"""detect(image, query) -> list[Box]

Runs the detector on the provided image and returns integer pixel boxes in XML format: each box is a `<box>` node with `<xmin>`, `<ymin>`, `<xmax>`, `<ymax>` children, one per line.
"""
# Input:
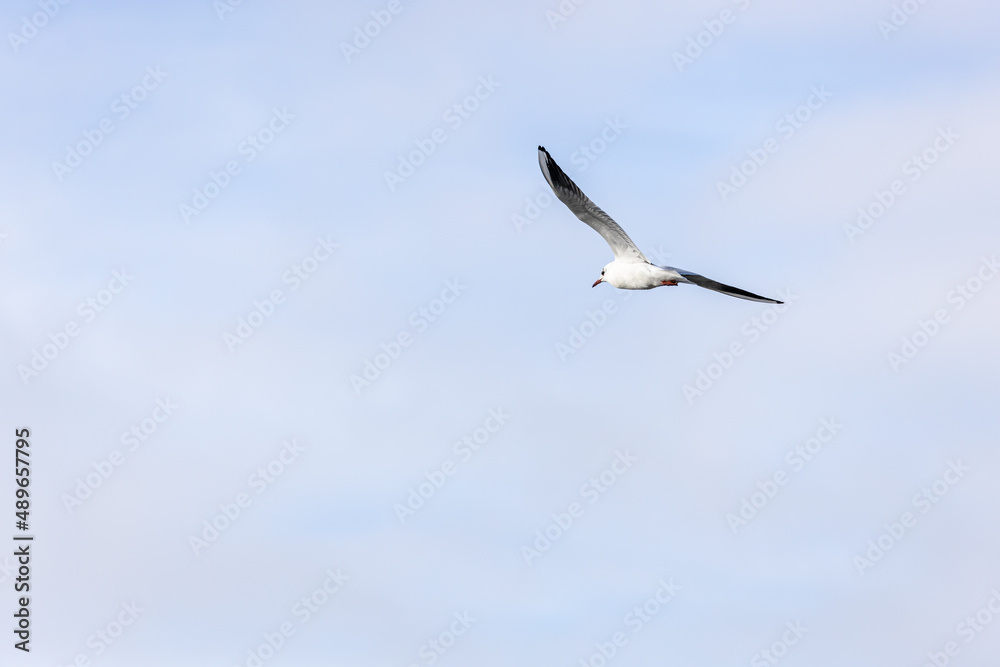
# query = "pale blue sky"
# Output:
<box><xmin>2</xmin><ymin>1</ymin><xmax>999</xmax><ymax>665</ymax></box>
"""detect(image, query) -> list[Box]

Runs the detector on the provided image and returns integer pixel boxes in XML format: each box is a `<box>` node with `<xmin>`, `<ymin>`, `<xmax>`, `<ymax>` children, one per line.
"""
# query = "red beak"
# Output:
<box><xmin>592</xmin><ymin>278</ymin><xmax>602</xmax><ymax>288</ymax></box>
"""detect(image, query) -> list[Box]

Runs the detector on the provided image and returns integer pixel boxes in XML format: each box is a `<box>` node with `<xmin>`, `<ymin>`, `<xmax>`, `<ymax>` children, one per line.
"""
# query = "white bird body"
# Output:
<box><xmin>537</xmin><ymin>146</ymin><xmax>782</xmax><ymax>304</ymax></box>
<box><xmin>601</xmin><ymin>261</ymin><xmax>685</xmax><ymax>291</ymax></box>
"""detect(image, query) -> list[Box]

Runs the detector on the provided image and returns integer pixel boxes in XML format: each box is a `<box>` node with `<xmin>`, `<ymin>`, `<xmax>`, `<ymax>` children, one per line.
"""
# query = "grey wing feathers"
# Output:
<box><xmin>538</xmin><ymin>146</ymin><xmax>648</xmax><ymax>263</ymax></box>
<box><xmin>679</xmin><ymin>271</ymin><xmax>783</xmax><ymax>304</ymax></box>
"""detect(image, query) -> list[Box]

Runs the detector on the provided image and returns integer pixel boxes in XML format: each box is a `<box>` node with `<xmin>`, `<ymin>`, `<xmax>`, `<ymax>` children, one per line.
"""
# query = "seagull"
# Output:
<box><xmin>538</xmin><ymin>146</ymin><xmax>783</xmax><ymax>304</ymax></box>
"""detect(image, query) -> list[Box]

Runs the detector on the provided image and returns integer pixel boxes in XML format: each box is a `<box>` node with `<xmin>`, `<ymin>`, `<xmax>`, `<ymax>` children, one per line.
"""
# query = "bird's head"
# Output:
<box><xmin>592</xmin><ymin>265</ymin><xmax>608</xmax><ymax>288</ymax></box>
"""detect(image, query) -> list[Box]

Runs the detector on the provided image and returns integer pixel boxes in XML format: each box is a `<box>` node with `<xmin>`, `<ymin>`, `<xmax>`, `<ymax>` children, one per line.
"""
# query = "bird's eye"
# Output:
<box><xmin>601</xmin><ymin>269</ymin><xmax>605</xmax><ymax>275</ymax></box>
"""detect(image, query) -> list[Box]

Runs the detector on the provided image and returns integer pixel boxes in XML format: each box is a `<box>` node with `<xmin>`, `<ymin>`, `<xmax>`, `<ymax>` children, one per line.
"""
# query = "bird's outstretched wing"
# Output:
<box><xmin>538</xmin><ymin>146</ymin><xmax>648</xmax><ymax>264</ymax></box>
<box><xmin>678</xmin><ymin>270</ymin><xmax>783</xmax><ymax>304</ymax></box>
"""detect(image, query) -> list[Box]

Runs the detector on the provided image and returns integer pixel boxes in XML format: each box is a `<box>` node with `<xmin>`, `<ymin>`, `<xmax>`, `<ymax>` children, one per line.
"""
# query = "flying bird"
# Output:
<box><xmin>538</xmin><ymin>146</ymin><xmax>782</xmax><ymax>304</ymax></box>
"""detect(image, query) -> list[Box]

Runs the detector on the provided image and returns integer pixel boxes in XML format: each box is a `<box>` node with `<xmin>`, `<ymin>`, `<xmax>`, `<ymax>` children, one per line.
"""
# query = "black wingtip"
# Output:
<box><xmin>537</xmin><ymin>148</ymin><xmax>577</xmax><ymax>191</ymax></box>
